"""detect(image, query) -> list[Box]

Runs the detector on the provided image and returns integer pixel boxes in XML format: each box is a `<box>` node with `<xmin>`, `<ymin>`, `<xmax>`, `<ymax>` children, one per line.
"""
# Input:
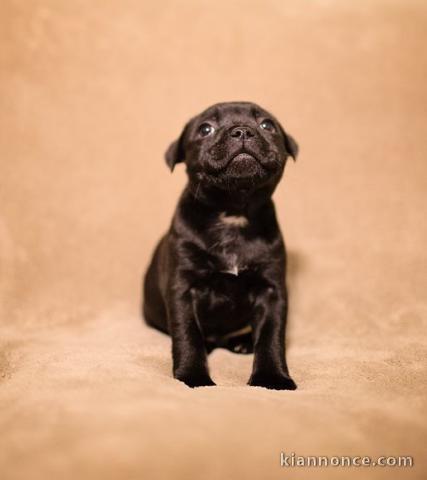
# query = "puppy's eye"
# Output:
<box><xmin>198</xmin><ymin>123</ymin><xmax>215</xmax><ymax>137</ymax></box>
<box><xmin>260</xmin><ymin>119</ymin><xmax>276</xmax><ymax>132</ymax></box>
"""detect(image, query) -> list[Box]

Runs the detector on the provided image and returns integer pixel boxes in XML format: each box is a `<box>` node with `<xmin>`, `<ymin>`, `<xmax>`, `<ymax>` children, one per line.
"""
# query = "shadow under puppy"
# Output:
<box><xmin>143</xmin><ymin>101</ymin><xmax>298</xmax><ymax>390</ymax></box>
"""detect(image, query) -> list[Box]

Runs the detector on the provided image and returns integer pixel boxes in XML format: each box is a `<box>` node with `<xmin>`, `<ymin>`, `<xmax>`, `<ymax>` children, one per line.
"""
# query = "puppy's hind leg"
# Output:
<box><xmin>143</xmin><ymin>297</ymin><xmax>169</xmax><ymax>335</ymax></box>
<box><xmin>142</xmin><ymin>249</ymin><xmax>169</xmax><ymax>334</ymax></box>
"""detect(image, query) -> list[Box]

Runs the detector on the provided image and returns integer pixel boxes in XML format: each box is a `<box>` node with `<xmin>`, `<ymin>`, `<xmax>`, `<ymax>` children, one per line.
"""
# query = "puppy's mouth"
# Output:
<box><xmin>231</xmin><ymin>152</ymin><xmax>257</xmax><ymax>163</ymax></box>
<box><xmin>226</xmin><ymin>151</ymin><xmax>263</xmax><ymax>178</ymax></box>
<box><xmin>228</xmin><ymin>155</ymin><xmax>258</xmax><ymax>176</ymax></box>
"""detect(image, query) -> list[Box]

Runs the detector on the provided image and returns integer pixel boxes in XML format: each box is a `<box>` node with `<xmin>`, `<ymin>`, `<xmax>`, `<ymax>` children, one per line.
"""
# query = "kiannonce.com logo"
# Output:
<box><xmin>280</xmin><ymin>452</ymin><xmax>414</xmax><ymax>468</ymax></box>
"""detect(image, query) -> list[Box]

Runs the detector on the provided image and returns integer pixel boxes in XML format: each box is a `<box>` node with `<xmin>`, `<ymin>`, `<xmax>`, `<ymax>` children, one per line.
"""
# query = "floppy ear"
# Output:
<box><xmin>165</xmin><ymin>123</ymin><xmax>189</xmax><ymax>172</ymax></box>
<box><xmin>279</xmin><ymin>125</ymin><xmax>299</xmax><ymax>161</ymax></box>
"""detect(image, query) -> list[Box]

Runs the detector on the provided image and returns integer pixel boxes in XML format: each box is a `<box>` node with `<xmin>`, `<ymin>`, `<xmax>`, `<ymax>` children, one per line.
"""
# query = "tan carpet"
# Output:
<box><xmin>1</xmin><ymin>1</ymin><xmax>426</xmax><ymax>479</ymax></box>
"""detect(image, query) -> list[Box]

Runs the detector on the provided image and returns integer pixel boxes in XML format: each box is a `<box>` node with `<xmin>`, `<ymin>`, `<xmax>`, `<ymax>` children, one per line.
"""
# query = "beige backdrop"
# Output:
<box><xmin>1</xmin><ymin>1</ymin><xmax>426</xmax><ymax>479</ymax></box>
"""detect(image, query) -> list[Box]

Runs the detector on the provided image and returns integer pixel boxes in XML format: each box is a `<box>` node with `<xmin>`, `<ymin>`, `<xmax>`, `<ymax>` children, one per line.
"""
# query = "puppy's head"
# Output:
<box><xmin>165</xmin><ymin>101</ymin><xmax>298</xmax><ymax>195</ymax></box>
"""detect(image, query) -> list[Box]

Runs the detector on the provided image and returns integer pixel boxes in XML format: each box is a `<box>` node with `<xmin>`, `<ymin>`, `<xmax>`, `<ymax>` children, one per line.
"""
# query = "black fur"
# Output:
<box><xmin>143</xmin><ymin>101</ymin><xmax>298</xmax><ymax>390</ymax></box>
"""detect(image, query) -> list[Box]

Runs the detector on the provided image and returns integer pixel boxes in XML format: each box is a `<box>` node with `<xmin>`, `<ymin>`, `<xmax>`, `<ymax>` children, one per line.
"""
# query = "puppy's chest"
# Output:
<box><xmin>207</xmin><ymin>213</ymin><xmax>251</xmax><ymax>276</ymax></box>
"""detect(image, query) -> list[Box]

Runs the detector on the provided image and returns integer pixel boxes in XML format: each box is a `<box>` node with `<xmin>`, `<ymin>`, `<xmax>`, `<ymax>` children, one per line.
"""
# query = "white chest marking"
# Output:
<box><xmin>216</xmin><ymin>213</ymin><xmax>248</xmax><ymax>276</ymax></box>
<box><xmin>224</xmin><ymin>264</ymin><xmax>239</xmax><ymax>276</ymax></box>
<box><xmin>221</xmin><ymin>253</ymin><xmax>239</xmax><ymax>276</ymax></box>
<box><xmin>219</xmin><ymin>212</ymin><xmax>249</xmax><ymax>227</ymax></box>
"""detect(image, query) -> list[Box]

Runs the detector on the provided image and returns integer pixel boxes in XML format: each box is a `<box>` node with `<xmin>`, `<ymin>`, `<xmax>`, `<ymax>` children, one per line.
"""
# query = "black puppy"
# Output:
<box><xmin>143</xmin><ymin>101</ymin><xmax>298</xmax><ymax>390</ymax></box>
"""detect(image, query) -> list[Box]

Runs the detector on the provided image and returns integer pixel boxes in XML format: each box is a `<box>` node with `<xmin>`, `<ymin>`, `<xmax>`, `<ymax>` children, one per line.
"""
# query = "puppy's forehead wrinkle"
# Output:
<box><xmin>199</xmin><ymin>101</ymin><xmax>268</xmax><ymax>121</ymax></box>
<box><xmin>250</xmin><ymin>106</ymin><xmax>262</xmax><ymax>118</ymax></box>
<box><xmin>200</xmin><ymin>107</ymin><xmax>220</xmax><ymax>123</ymax></box>
<box><xmin>213</xmin><ymin>106</ymin><xmax>220</xmax><ymax>122</ymax></box>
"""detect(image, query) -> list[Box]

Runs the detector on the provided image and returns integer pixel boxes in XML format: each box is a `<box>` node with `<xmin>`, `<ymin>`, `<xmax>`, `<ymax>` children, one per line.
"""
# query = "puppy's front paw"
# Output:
<box><xmin>175</xmin><ymin>372</ymin><xmax>216</xmax><ymax>388</ymax></box>
<box><xmin>248</xmin><ymin>372</ymin><xmax>297</xmax><ymax>391</ymax></box>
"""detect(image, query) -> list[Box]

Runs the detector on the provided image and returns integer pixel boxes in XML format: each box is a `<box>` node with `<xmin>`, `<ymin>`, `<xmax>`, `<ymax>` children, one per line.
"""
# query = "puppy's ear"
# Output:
<box><xmin>279</xmin><ymin>125</ymin><xmax>299</xmax><ymax>161</ymax></box>
<box><xmin>165</xmin><ymin>123</ymin><xmax>190</xmax><ymax>172</ymax></box>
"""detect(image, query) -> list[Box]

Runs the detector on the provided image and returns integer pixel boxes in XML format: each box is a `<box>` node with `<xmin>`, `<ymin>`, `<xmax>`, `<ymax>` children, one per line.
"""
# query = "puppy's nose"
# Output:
<box><xmin>230</xmin><ymin>126</ymin><xmax>255</xmax><ymax>140</ymax></box>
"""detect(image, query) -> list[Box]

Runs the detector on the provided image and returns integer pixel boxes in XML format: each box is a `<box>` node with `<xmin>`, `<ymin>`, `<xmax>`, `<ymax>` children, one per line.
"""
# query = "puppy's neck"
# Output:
<box><xmin>176</xmin><ymin>186</ymin><xmax>278</xmax><ymax>241</ymax></box>
<box><xmin>185</xmin><ymin>182</ymin><xmax>275</xmax><ymax>216</ymax></box>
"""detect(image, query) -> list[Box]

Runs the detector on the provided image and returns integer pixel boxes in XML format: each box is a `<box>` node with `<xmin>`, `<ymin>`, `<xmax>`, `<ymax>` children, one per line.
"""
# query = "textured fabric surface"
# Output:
<box><xmin>1</xmin><ymin>1</ymin><xmax>426</xmax><ymax>479</ymax></box>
